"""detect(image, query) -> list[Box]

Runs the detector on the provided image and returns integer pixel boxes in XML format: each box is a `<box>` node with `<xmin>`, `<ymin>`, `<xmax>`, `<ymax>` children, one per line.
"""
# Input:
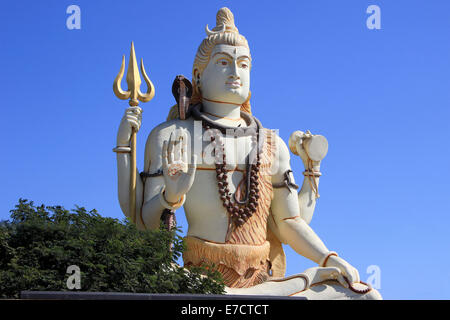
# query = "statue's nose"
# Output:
<box><xmin>229</xmin><ymin>61</ymin><xmax>239</xmax><ymax>78</ymax></box>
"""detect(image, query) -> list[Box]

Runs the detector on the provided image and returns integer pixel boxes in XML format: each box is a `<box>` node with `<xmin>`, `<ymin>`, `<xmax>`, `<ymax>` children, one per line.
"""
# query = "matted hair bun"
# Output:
<box><xmin>206</xmin><ymin>7</ymin><xmax>239</xmax><ymax>36</ymax></box>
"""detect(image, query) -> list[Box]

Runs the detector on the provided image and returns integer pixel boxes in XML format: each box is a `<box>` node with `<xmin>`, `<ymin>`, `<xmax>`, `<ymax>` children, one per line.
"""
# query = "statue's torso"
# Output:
<box><xmin>147</xmin><ymin>117</ymin><xmax>276</xmax><ymax>244</ymax></box>
<box><xmin>150</xmin><ymin>117</ymin><xmax>277</xmax><ymax>288</ymax></box>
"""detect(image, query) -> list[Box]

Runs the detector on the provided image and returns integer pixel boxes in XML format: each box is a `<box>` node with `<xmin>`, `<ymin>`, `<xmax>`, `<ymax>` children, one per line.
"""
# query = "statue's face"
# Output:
<box><xmin>198</xmin><ymin>44</ymin><xmax>251</xmax><ymax>104</ymax></box>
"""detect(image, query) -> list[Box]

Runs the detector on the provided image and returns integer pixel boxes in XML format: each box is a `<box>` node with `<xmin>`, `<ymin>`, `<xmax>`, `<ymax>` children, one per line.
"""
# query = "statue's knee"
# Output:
<box><xmin>363</xmin><ymin>288</ymin><xmax>382</xmax><ymax>300</ymax></box>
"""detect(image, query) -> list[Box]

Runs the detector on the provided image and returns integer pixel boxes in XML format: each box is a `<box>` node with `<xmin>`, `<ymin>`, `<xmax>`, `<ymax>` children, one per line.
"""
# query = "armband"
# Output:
<box><xmin>272</xmin><ymin>169</ymin><xmax>299</xmax><ymax>193</ymax></box>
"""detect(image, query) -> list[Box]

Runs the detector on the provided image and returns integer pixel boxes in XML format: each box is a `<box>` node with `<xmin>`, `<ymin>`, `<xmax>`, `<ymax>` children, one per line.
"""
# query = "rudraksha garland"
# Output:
<box><xmin>203</xmin><ymin>123</ymin><xmax>261</xmax><ymax>227</ymax></box>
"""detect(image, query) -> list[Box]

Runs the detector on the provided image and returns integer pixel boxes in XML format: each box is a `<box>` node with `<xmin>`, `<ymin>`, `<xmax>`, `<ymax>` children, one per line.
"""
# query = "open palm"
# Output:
<box><xmin>162</xmin><ymin>129</ymin><xmax>197</xmax><ymax>203</ymax></box>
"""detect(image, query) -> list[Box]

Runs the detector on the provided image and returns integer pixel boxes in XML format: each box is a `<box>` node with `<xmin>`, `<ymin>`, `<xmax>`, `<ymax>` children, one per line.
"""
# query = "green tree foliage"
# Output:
<box><xmin>0</xmin><ymin>199</ymin><xmax>225</xmax><ymax>298</ymax></box>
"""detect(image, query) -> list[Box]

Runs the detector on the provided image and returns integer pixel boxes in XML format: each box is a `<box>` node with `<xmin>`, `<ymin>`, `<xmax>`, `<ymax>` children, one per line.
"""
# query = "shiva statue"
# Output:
<box><xmin>114</xmin><ymin>7</ymin><xmax>381</xmax><ymax>299</ymax></box>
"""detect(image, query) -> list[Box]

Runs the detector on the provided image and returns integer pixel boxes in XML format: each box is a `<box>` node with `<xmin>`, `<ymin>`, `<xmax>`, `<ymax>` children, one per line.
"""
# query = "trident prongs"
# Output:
<box><xmin>113</xmin><ymin>41</ymin><xmax>155</xmax><ymax>107</ymax></box>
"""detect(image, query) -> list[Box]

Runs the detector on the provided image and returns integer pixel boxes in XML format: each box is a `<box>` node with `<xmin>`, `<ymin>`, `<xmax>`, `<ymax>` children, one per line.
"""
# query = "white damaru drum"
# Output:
<box><xmin>289</xmin><ymin>131</ymin><xmax>328</xmax><ymax>161</ymax></box>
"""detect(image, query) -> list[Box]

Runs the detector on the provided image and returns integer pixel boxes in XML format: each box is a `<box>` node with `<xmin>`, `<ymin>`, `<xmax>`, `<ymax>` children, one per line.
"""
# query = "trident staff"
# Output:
<box><xmin>113</xmin><ymin>42</ymin><xmax>155</xmax><ymax>223</ymax></box>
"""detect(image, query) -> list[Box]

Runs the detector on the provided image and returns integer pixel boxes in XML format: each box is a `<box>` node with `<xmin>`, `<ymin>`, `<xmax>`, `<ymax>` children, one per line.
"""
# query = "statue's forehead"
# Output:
<box><xmin>211</xmin><ymin>44</ymin><xmax>250</xmax><ymax>59</ymax></box>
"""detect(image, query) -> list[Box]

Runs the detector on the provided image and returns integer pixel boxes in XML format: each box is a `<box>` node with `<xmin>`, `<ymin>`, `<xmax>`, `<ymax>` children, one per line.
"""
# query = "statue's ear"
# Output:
<box><xmin>193</xmin><ymin>68</ymin><xmax>201</xmax><ymax>85</ymax></box>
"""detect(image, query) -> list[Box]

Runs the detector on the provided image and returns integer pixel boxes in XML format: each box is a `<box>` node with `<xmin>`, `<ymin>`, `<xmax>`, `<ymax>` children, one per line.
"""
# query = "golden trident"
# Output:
<box><xmin>113</xmin><ymin>41</ymin><xmax>155</xmax><ymax>224</ymax></box>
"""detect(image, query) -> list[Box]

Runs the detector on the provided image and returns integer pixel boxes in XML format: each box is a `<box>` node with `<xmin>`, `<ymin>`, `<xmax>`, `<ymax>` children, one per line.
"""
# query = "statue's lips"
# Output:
<box><xmin>225</xmin><ymin>81</ymin><xmax>241</xmax><ymax>88</ymax></box>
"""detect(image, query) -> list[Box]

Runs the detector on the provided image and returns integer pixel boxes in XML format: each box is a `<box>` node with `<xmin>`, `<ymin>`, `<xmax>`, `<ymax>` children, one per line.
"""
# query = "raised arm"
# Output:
<box><xmin>115</xmin><ymin>107</ymin><xmax>197</xmax><ymax>231</ymax></box>
<box><xmin>270</xmin><ymin>135</ymin><xmax>360</xmax><ymax>283</ymax></box>
<box><xmin>115</xmin><ymin>107</ymin><xmax>145</xmax><ymax>227</ymax></box>
<box><xmin>140</xmin><ymin>125</ymin><xmax>197</xmax><ymax>230</ymax></box>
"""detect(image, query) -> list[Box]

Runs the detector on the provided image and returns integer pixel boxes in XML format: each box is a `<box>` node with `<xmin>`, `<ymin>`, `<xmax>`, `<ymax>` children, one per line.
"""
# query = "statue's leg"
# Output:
<box><xmin>225</xmin><ymin>276</ymin><xmax>382</xmax><ymax>300</ymax></box>
<box><xmin>292</xmin><ymin>280</ymin><xmax>382</xmax><ymax>300</ymax></box>
<box><xmin>225</xmin><ymin>274</ymin><xmax>310</xmax><ymax>296</ymax></box>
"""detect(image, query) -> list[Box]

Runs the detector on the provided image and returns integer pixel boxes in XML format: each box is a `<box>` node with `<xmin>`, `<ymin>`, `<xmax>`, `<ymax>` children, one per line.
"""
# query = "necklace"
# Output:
<box><xmin>202</xmin><ymin>122</ymin><xmax>261</xmax><ymax>227</ymax></box>
<box><xmin>194</xmin><ymin>103</ymin><xmax>263</xmax><ymax>228</ymax></box>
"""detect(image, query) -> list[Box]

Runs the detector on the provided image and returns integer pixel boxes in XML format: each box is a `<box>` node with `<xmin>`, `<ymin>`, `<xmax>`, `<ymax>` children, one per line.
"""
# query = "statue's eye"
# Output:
<box><xmin>217</xmin><ymin>59</ymin><xmax>228</xmax><ymax>66</ymax></box>
<box><xmin>238</xmin><ymin>60</ymin><xmax>249</xmax><ymax>69</ymax></box>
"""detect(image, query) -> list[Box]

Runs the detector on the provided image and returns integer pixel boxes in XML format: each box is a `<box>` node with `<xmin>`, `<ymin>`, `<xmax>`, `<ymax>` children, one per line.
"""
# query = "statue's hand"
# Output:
<box><xmin>289</xmin><ymin>130</ymin><xmax>321</xmax><ymax>170</ymax></box>
<box><xmin>325</xmin><ymin>255</ymin><xmax>360</xmax><ymax>285</ymax></box>
<box><xmin>303</xmin><ymin>266</ymin><xmax>348</xmax><ymax>288</ymax></box>
<box><xmin>162</xmin><ymin>129</ymin><xmax>197</xmax><ymax>203</ymax></box>
<box><xmin>116</xmin><ymin>106</ymin><xmax>142</xmax><ymax>146</ymax></box>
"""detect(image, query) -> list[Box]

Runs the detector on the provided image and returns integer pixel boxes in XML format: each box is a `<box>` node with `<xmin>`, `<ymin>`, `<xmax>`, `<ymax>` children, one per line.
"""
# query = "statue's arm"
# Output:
<box><xmin>270</xmin><ymin>136</ymin><xmax>330</xmax><ymax>264</ymax></box>
<box><xmin>116</xmin><ymin>151</ymin><xmax>144</xmax><ymax>224</ymax></box>
<box><xmin>116</xmin><ymin>122</ymin><xmax>167</xmax><ymax>231</ymax></box>
<box><xmin>297</xmin><ymin>168</ymin><xmax>320</xmax><ymax>224</ymax></box>
<box><xmin>115</xmin><ymin>107</ymin><xmax>145</xmax><ymax>226</ymax></box>
<box><xmin>139</xmin><ymin>123</ymin><xmax>197</xmax><ymax>231</ymax></box>
<box><xmin>139</xmin><ymin>126</ymin><xmax>172</xmax><ymax>230</ymax></box>
<box><xmin>270</xmin><ymin>136</ymin><xmax>361</xmax><ymax>283</ymax></box>
<box><xmin>289</xmin><ymin>131</ymin><xmax>322</xmax><ymax>224</ymax></box>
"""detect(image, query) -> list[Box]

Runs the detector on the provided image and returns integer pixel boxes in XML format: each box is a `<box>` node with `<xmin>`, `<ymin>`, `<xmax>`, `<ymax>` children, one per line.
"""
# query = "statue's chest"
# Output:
<box><xmin>186</xmin><ymin>127</ymin><xmax>275</xmax><ymax>245</ymax></box>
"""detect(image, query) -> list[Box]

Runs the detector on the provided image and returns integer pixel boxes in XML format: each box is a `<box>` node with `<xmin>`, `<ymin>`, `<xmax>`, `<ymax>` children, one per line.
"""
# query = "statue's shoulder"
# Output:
<box><xmin>275</xmin><ymin>134</ymin><xmax>290</xmax><ymax>162</ymax></box>
<box><xmin>261</xmin><ymin>129</ymin><xmax>290</xmax><ymax>170</ymax></box>
<box><xmin>145</xmin><ymin>116</ymin><xmax>195</xmax><ymax>147</ymax></box>
<box><xmin>260</xmin><ymin>127</ymin><xmax>288</xmax><ymax>154</ymax></box>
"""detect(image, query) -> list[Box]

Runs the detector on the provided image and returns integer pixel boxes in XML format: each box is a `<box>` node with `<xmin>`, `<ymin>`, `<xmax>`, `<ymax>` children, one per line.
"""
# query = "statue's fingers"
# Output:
<box><xmin>181</xmin><ymin>130</ymin><xmax>190</xmax><ymax>165</ymax></box>
<box><xmin>337</xmin><ymin>274</ymin><xmax>349</xmax><ymax>288</ymax></box>
<box><xmin>125</xmin><ymin>114</ymin><xmax>138</xmax><ymax>121</ymax></box>
<box><xmin>125</xmin><ymin>109</ymin><xmax>141</xmax><ymax>123</ymax></box>
<box><xmin>343</xmin><ymin>266</ymin><xmax>357</xmax><ymax>284</ymax></box>
<box><xmin>127</xmin><ymin>106</ymin><xmax>143</xmax><ymax>115</ymax></box>
<box><xmin>181</xmin><ymin>139</ymin><xmax>188</xmax><ymax>166</ymax></box>
<box><xmin>174</xmin><ymin>130</ymin><xmax>184</xmax><ymax>161</ymax></box>
<box><xmin>126</xmin><ymin>114</ymin><xmax>141</xmax><ymax>126</ymax></box>
<box><xmin>171</xmin><ymin>130</ymin><xmax>178</xmax><ymax>160</ymax></box>
<box><xmin>319</xmin><ymin>267</ymin><xmax>340</xmax><ymax>280</ymax></box>
<box><xmin>127</xmin><ymin>119</ymin><xmax>140</xmax><ymax>131</ymax></box>
<box><xmin>162</xmin><ymin>141</ymin><xmax>169</xmax><ymax>172</ymax></box>
<box><xmin>348</xmin><ymin>269</ymin><xmax>358</xmax><ymax>284</ymax></box>
<box><xmin>353</xmin><ymin>268</ymin><xmax>360</xmax><ymax>283</ymax></box>
<box><xmin>168</xmin><ymin>132</ymin><xmax>175</xmax><ymax>163</ymax></box>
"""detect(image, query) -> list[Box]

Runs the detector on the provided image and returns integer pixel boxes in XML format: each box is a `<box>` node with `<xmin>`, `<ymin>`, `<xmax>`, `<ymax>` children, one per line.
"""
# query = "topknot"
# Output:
<box><xmin>206</xmin><ymin>7</ymin><xmax>239</xmax><ymax>35</ymax></box>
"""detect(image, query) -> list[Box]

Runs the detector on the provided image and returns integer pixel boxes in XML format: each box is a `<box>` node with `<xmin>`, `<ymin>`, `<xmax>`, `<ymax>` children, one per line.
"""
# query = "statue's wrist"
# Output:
<box><xmin>302</xmin><ymin>161</ymin><xmax>320</xmax><ymax>170</ymax></box>
<box><xmin>164</xmin><ymin>192</ymin><xmax>182</xmax><ymax>204</ymax></box>
<box><xmin>303</xmin><ymin>169</ymin><xmax>322</xmax><ymax>178</ymax></box>
<box><xmin>318</xmin><ymin>251</ymin><xmax>338</xmax><ymax>267</ymax></box>
<box><xmin>159</xmin><ymin>186</ymin><xmax>185</xmax><ymax>210</ymax></box>
<box><xmin>116</xmin><ymin>139</ymin><xmax>130</xmax><ymax>147</ymax></box>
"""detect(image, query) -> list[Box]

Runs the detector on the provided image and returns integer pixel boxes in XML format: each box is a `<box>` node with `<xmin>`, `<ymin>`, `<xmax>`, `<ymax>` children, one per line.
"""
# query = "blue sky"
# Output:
<box><xmin>1</xmin><ymin>0</ymin><xmax>449</xmax><ymax>299</ymax></box>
